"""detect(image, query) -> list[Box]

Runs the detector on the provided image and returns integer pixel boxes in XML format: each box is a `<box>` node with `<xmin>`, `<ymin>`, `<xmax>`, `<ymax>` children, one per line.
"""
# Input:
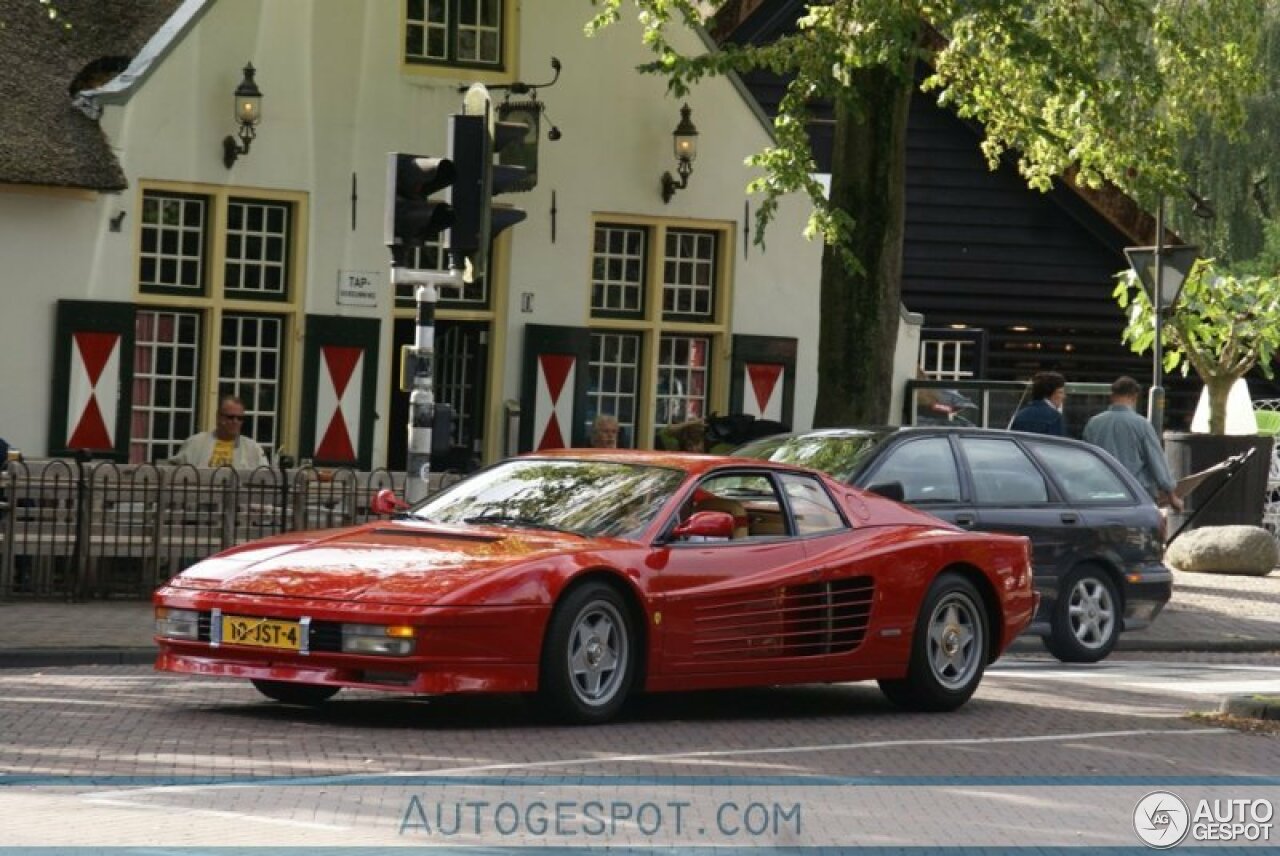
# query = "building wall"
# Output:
<box><xmin>0</xmin><ymin>0</ymin><xmax>823</xmax><ymax>463</ymax></box>
<box><xmin>0</xmin><ymin>188</ymin><xmax>116</xmax><ymax>452</ymax></box>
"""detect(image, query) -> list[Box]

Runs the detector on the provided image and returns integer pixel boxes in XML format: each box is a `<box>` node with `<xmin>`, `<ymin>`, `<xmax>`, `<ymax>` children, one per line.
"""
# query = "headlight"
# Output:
<box><xmin>341</xmin><ymin>623</ymin><xmax>416</xmax><ymax>656</ymax></box>
<box><xmin>155</xmin><ymin>607</ymin><xmax>200</xmax><ymax>640</ymax></box>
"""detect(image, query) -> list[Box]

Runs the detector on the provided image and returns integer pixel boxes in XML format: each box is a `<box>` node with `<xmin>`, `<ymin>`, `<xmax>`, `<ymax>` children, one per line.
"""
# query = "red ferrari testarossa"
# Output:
<box><xmin>154</xmin><ymin>450</ymin><xmax>1036</xmax><ymax>723</ymax></box>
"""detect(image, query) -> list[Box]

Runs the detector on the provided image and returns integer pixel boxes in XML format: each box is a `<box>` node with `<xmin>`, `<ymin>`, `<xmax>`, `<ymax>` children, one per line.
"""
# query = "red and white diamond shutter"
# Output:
<box><xmin>49</xmin><ymin>300</ymin><xmax>135</xmax><ymax>460</ymax></box>
<box><xmin>300</xmin><ymin>316</ymin><xmax>380</xmax><ymax>469</ymax></box>
<box><xmin>520</xmin><ymin>324</ymin><xmax>591</xmax><ymax>452</ymax></box>
<box><xmin>730</xmin><ymin>334</ymin><xmax>797</xmax><ymax>429</ymax></box>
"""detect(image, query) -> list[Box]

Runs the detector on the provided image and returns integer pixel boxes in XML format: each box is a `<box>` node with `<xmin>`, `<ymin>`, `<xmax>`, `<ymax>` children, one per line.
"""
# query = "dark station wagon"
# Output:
<box><xmin>734</xmin><ymin>427</ymin><xmax>1173</xmax><ymax>662</ymax></box>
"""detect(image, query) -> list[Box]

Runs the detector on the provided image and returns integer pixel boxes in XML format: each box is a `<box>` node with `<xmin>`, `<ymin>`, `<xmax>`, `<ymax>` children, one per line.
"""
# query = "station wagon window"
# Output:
<box><xmin>959</xmin><ymin>438</ymin><xmax>1049</xmax><ymax>505</ymax></box>
<box><xmin>779</xmin><ymin>474</ymin><xmax>847</xmax><ymax>535</ymax></box>
<box><xmin>1027</xmin><ymin>441</ymin><xmax>1135</xmax><ymax>504</ymax></box>
<box><xmin>865</xmin><ymin>437</ymin><xmax>961</xmax><ymax>503</ymax></box>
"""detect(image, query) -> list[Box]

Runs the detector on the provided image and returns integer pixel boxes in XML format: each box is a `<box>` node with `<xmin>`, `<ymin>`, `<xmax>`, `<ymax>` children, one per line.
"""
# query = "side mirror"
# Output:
<box><xmin>370</xmin><ymin>488</ymin><xmax>409</xmax><ymax>516</ymax></box>
<box><xmin>671</xmin><ymin>510</ymin><xmax>735</xmax><ymax>540</ymax></box>
<box><xmin>866</xmin><ymin>481</ymin><xmax>905</xmax><ymax>502</ymax></box>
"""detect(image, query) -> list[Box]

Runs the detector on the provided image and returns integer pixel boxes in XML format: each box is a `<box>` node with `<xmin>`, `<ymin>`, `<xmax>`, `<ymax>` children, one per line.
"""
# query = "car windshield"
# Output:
<box><xmin>407</xmin><ymin>458</ymin><xmax>687</xmax><ymax>539</ymax></box>
<box><xmin>733</xmin><ymin>433</ymin><xmax>885</xmax><ymax>482</ymax></box>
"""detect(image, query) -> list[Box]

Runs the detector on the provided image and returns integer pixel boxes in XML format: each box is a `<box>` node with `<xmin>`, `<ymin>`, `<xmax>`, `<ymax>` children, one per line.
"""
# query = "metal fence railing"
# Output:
<box><xmin>0</xmin><ymin>459</ymin><xmax>463</xmax><ymax>600</ymax></box>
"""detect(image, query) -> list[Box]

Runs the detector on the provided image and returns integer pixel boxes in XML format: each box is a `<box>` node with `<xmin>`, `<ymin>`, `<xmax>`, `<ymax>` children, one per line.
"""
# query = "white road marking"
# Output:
<box><xmin>990</xmin><ymin>659</ymin><xmax>1280</xmax><ymax>696</ymax></box>
<box><xmin>82</xmin><ymin>795</ymin><xmax>351</xmax><ymax>831</ymax></box>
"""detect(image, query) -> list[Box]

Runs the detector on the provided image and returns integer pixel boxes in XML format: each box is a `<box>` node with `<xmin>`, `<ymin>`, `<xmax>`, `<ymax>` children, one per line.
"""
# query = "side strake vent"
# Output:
<box><xmin>692</xmin><ymin>577</ymin><xmax>874</xmax><ymax>660</ymax></box>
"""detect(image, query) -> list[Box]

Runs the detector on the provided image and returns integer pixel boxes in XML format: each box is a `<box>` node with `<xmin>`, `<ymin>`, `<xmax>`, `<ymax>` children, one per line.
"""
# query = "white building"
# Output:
<box><xmin>1</xmin><ymin>0</ymin><xmax>910</xmax><ymax>470</ymax></box>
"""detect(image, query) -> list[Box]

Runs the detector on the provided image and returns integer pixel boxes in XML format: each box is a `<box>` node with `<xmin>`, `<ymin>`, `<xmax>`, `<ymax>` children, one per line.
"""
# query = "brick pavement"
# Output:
<box><xmin>0</xmin><ymin>568</ymin><xmax>1275</xmax><ymax>667</ymax></box>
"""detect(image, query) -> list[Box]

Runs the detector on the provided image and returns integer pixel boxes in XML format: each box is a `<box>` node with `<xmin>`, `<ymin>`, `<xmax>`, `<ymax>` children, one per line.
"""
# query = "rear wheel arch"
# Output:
<box><xmin>1044</xmin><ymin>560</ymin><xmax>1123</xmax><ymax>663</ymax></box>
<box><xmin>1072</xmin><ymin>558</ymin><xmax>1126</xmax><ymax>609</ymax></box>
<box><xmin>936</xmin><ymin>562</ymin><xmax>1001</xmax><ymax>663</ymax></box>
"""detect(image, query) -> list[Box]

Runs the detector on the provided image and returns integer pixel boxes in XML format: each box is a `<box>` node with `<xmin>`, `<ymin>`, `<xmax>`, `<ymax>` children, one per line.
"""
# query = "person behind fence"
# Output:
<box><xmin>1009</xmin><ymin>371</ymin><xmax>1066</xmax><ymax>436</ymax></box>
<box><xmin>590</xmin><ymin>413</ymin><xmax>621</xmax><ymax>448</ymax></box>
<box><xmin>1083</xmin><ymin>376</ymin><xmax>1183</xmax><ymax>511</ymax></box>
<box><xmin>169</xmin><ymin>395</ymin><xmax>267</xmax><ymax>468</ymax></box>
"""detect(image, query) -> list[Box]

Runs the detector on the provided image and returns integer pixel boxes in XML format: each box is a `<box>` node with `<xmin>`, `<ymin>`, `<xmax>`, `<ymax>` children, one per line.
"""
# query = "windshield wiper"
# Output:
<box><xmin>463</xmin><ymin>514</ymin><xmax>585</xmax><ymax>537</ymax></box>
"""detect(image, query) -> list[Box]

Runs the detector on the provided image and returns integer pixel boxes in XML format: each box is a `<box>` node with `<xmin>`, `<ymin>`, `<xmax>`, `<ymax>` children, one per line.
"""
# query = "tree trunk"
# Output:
<box><xmin>813</xmin><ymin>61</ymin><xmax>916</xmax><ymax>427</ymax></box>
<box><xmin>1205</xmin><ymin>374</ymin><xmax>1236</xmax><ymax>435</ymax></box>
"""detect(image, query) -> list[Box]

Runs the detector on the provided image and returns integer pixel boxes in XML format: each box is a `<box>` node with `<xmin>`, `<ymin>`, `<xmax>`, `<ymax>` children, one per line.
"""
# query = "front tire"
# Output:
<box><xmin>879</xmin><ymin>572</ymin><xmax>988</xmax><ymax>712</ymax></box>
<box><xmin>251</xmin><ymin>679</ymin><xmax>339</xmax><ymax>706</ymax></box>
<box><xmin>1044</xmin><ymin>567</ymin><xmax>1119</xmax><ymax>663</ymax></box>
<box><xmin>538</xmin><ymin>582</ymin><xmax>635</xmax><ymax>724</ymax></box>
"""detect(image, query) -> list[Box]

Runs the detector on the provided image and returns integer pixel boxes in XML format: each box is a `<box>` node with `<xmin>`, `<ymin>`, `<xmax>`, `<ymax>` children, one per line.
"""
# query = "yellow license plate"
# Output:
<box><xmin>221</xmin><ymin>615</ymin><xmax>302</xmax><ymax>650</ymax></box>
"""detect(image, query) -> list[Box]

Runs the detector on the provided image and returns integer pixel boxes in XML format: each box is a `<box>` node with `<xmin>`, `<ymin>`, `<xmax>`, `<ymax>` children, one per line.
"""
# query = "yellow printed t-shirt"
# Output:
<box><xmin>209</xmin><ymin>438</ymin><xmax>234</xmax><ymax>468</ymax></box>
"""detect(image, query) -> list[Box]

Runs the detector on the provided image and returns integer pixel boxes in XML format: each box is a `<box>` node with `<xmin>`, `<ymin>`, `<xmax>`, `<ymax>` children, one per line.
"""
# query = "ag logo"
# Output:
<box><xmin>1134</xmin><ymin>791</ymin><xmax>1190</xmax><ymax>848</ymax></box>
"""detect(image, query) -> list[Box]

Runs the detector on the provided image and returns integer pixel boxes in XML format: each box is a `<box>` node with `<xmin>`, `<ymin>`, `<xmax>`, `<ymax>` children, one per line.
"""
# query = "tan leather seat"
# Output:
<box><xmin>692</xmin><ymin>496</ymin><xmax>750</xmax><ymax>539</ymax></box>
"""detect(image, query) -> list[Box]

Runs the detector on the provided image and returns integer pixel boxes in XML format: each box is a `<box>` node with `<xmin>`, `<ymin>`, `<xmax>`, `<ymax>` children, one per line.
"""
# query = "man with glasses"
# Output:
<box><xmin>169</xmin><ymin>394</ymin><xmax>267</xmax><ymax>468</ymax></box>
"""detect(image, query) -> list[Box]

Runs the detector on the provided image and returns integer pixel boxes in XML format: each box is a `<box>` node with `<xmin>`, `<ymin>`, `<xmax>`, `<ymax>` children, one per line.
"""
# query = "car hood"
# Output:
<box><xmin>167</xmin><ymin>520</ymin><xmax>592</xmax><ymax>604</ymax></box>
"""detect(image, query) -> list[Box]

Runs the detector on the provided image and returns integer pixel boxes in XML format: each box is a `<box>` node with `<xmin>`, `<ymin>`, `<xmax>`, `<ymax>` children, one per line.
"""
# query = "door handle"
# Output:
<box><xmin>1060</xmin><ymin>512</ymin><xmax>1079</xmax><ymax>524</ymax></box>
<box><xmin>954</xmin><ymin>514</ymin><xmax>975</xmax><ymax>527</ymax></box>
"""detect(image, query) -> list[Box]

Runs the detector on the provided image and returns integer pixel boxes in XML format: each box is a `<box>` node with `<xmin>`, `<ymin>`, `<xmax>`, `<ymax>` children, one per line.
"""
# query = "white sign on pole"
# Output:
<box><xmin>337</xmin><ymin>270</ymin><xmax>379</xmax><ymax>307</ymax></box>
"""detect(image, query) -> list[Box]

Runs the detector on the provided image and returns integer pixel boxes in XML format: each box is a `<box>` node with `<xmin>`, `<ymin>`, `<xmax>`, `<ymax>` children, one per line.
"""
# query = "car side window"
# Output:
<box><xmin>865</xmin><ymin>437</ymin><xmax>961</xmax><ymax>503</ymax></box>
<box><xmin>678</xmin><ymin>473</ymin><xmax>786</xmax><ymax>541</ymax></box>
<box><xmin>1027</xmin><ymin>441</ymin><xmax>1135</xmax><ymax>504</ymax></box>
<box><xmin>778</xmin><ymin>473</ymin><xmax>849</xmax><ymax>535</ymax></box>
<box><xmin>958</xmin><ymin>438</ymin><xmax>1050</xmax><ymax>505</ymax></box>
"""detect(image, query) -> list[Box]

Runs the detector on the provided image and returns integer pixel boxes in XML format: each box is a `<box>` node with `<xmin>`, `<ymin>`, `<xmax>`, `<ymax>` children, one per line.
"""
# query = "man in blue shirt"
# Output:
<box><xmin>1009</xmin><ymin>371</ymin><xmax>1066</xmax><ymax>436</ymax></box>
<box><xmin>1083</xmin><ymin>376</ymin><xmax>1183</xmax><ymax>510</ymax></box>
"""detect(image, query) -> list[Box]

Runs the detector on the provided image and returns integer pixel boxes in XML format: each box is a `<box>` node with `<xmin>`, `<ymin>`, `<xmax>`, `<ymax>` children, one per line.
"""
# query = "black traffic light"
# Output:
<box><xmin>448</xmin><ymin>113</ymin><xmax>529</xmax><ymax>277</ymax></box>
<box><xmin>384</xmin><ymin>153</ymin><xmax>456</xmax><ymax>267</ymax></box>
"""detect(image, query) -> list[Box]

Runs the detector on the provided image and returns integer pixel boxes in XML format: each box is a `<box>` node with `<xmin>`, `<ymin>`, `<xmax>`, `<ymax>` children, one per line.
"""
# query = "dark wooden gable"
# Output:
<box><xmin>721</xmin><ymin>4</ymin><xmax>1210</xmax><ymax>425</ymax></box>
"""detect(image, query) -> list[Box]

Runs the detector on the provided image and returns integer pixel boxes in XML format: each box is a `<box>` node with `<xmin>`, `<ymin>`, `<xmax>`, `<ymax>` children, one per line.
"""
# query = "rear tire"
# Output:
<box><xmin>251</xmin><ymin>679</ymin><xmax>339</xmax><ymax>706</ymax></box>
<box><xmin>879</xmin><ymin>572</ymin><xmax>988</xmax><ymax>712</ymax></box>
<box><xmin>1044</xmin><ymin>567</ymin><xmax>1119</xmax><ymax>663</ymax></box>
<box><xmin>537</xmin><ymin>582</ymin><xmax>635</xmax><ymax>724</ymax></box>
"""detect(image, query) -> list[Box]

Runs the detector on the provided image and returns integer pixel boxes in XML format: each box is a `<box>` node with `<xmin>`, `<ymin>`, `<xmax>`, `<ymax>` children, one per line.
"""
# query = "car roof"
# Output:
<box><xmin>754</xmin><ymin>425</ymin><xmax>1099</xmax><ymax>449</ymax></box>
<box><xmin>528</xmin><ymin>447</ymin><xmax>816</xmax><ymax>477</ymax></box>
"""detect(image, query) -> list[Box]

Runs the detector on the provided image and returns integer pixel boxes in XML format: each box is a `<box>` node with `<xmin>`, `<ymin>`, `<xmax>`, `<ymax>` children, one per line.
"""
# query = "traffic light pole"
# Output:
<box><xmin>393</xmin><ymin>265</ymin><xmax>464</xmax><ymax>503</ymax></box>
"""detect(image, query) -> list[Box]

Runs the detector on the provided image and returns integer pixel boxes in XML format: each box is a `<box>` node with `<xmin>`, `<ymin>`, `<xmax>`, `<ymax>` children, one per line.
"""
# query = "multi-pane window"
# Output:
<box><xmin>662</xmin><ymin>229</ymin><xmax>717</xmax><ymax>320</ymax></box>
<box><xmin>437</xmin><ymin>326</ymin><xmax>477</xmax><ymax>447</ymax></box>
<box><xmin>591</xmin><ymin>225</ymin><xmax>646</xmax><ymax>318</ymax></box>
<box><xmin>919</xmin><ymin>329</ymin><xmax>985</xmax><ymax>380</ymax></box>
<box><xmin>393</xmin><ymin>238</ymin><xmax>487</xmax><ymax>307</ymax></box>
<box><xmin>589</xmin><ymin>220</ymin><xmax>727</xmax><ymax>448</ymax></box>
<box><xmin>132</xmin><ymin>186</ymin><xmax>300</xmax><ymax>464</ymax></box>
<box><xmin>131</xmin><ymin>310</ymin><xmax>200</xmax><ymax>463</ymax></box>
<box><xmin>656</xmin><ymin>335</ymin><xmax>710</xmax><ymax>427</ymax></box>
<box><xmin>588</xmin><ymin>332</ymin><xmax>640</xmax><ymax>447</ymax></box>
<box><xmin>218</xmin><ymin>314</ymin><xmax>283</xmax><ymax>456</ymax></box>
<box><xmin>140</xmin><ymin>192</ymin><xmax>206</xmax><ymax>293</ymax></box>
<box><xmin>405</xmin><ymin>0</ymin><xmax>504</xmax><ymax>68</ymax></box>
<box><xmin>224</xmin><ymin>199</ymin><xmax>290</xmax><ymax>299</ymax></box>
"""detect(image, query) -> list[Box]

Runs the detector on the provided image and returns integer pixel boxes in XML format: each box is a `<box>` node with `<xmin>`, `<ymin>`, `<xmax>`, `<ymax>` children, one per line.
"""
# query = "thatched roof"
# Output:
<box><xmin>0</xmin><ymin>0</ymin><xmax>181</xmax><ymax>191</ymax></box>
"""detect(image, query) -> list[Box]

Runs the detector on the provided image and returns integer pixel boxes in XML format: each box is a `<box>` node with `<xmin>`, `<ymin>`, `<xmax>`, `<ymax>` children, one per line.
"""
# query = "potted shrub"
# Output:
<box><xmin>1114</xmin><ymin>254</ymin><xmax>1280</xmax><ymax>527</ymax></box>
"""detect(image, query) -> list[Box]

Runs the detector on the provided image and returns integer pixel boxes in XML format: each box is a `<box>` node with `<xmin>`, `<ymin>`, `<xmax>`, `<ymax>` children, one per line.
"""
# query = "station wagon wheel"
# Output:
<box><xmin>1044</xmin><ymin>566</ymin><xmax>1119</xmax><ymax>663</ymax></box>
<box><xmin>878</xmin><ymin>572</ymin><xmax>988</xmax><ymax>712</ymax></box>
<box><xmin>539</xmin><ymin>582</ymin><xmax>635</xmax><ymax>724</ymax></box>
<box><xmin>251</xmin><ymin>679</ymin><xmax>340</xmax><ymax>706</ymax></box>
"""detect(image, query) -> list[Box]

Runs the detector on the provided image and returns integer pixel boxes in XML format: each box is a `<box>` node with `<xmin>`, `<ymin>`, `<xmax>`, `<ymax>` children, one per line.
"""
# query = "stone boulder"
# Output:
<box><xmin>1166</xmin><ymin>525</ymin><xmax>1278</xmax><ymax>576</ymax></box>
